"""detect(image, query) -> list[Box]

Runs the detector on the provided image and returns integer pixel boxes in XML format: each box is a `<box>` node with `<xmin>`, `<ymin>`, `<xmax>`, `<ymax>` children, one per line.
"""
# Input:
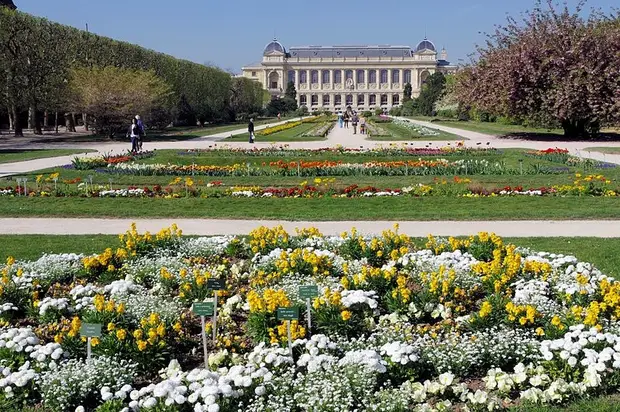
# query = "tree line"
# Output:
<box><xmin>0</xmin><ymin>7</ymin><xmax>264</xmax><ymax>136</ymax></box>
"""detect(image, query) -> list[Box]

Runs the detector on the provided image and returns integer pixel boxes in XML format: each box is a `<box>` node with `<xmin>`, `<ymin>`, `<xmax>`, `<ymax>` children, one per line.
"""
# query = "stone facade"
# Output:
<box><xmin>241</xmin><ymin>38</ymin><xmax>457</xmax><ymax>112</ymax></box>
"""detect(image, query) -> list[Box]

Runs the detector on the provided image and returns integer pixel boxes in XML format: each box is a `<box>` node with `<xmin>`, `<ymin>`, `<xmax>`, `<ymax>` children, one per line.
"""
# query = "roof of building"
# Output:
<box><xmin>288</xmin><ymin>45</ymin><xmax>414</xmax><ymax>58</ymax></box>
<box><xmin>414</xmin><ymin>39</ymin><xmax>436</xmax><ymax>53</ymax></box>
<box><xmin>264</xmin><ymin>39</ymin><xmax>286</xmax><ymax>54</ymax></box>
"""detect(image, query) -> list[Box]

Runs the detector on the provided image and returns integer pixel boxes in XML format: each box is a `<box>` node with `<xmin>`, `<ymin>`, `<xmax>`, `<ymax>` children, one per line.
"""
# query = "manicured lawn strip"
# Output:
<box><xmin>0</xmin><ymin>149</ymin><xmax>94</xmax><ymax>164</ymax></box>
<box><xmin>0</xmin><ymin>196</ymin><xmax>619</xmax><ymax>220</ymax></box>
<box><xmin>584</xmin><ymin>147</ymin><xmax>620</xmax><ymax>154</ymax></box>
<box><xmin>2</xmin><ymin>235</ymin><xmax>618</xmax><ymax>280</ymax></box>
<box><xmin>367</xmin><ymin>121</ymin><xmax>464</xmax><ymax>141</ymax></box>
<box><xmin>406</xmin><ymin>117</ymin><xmax>564</xmax><ymax>137</ymax></box>
<box><xmin>224</xmin><ymin>121</ymin><xmax>325</xmax><ymax>142</ymax></box>
<box><xmin>512</xmin><ymin>395</ymin><xmax>620</xmax><ymax>411</ymax></box>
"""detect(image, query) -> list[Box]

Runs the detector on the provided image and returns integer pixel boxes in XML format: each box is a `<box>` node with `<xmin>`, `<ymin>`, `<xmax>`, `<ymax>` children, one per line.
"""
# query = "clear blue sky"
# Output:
<box><xmin>16</xmin><ymin>0</ymin><xmax>618</xmax><ymax>73</ymax></box>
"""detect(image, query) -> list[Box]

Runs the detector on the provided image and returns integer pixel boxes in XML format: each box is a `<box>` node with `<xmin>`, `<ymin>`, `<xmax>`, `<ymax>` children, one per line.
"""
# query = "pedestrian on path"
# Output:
<box><xmin>127</xmin><ymin>118</ymin><xmax>140</xmax><ymax>153</ymax></box>
<box><xmin>352</xmin><ymin>112</ymin><xmax>359</xmax><ymax>134</ymax></box>
<box><xmin>344</xmin><ymin>112</ymin><xmax>350</xmax><ymax>129</ymax></box>
<box><xmin>360</xmin><ymin>117</ymin><xmax>366</xmax><ymax>134</ymax></box>
<box><xmin>135</xmin><ymin>115</ymin><xmax>146</xmax><ymax>151</ymax></box>
<box><xmin>248</xmin><ymin>118</ymin><xmax>255</xmax><ymax>143</ymax></box>
<box><xmin>337</xmin><ymin>111</ymin><xmax>343</xmax><ymax>128</ymax></box>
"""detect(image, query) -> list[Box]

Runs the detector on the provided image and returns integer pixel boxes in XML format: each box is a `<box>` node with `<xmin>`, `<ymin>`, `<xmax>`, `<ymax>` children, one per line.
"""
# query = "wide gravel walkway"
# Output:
<box><xmin>1</xmin><ymin>218</ymin><xmax>619</xmax><ymax>237</ymax></box>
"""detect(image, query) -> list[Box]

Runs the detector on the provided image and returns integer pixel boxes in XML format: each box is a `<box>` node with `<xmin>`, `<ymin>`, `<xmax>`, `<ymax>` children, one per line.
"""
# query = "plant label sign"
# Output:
<box><xmin>193</xmin><ymin>302</ymin><xmax>215</xmax><ymax>317</ymax></box>
<box><xmin>299</xmin><ymin>285</ymin><xmax>319</xmax><ymax>300</ymax></box>
<box><xmin>207</xmin><ymin>279</ymin><xmax>225</xmax><ymax>290</ymax></box>
<box><xmin>277</xmin><ymin>307</ymin><xmax>299</xmax><ymax>321</ymax></box>
<box><xmin>80</xmin><ymin>323</ymin><xmax>102</xmax><ymax>337</ymax></box>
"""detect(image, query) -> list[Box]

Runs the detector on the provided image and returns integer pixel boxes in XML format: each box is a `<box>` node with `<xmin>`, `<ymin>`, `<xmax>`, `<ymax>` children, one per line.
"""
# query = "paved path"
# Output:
<box><xmin>1</xmin><ymin>218</ymin><xmax>619</xmax><ymax>237</ymax></box>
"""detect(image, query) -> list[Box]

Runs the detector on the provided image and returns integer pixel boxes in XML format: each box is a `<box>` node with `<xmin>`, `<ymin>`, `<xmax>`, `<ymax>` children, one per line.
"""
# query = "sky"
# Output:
<box><xmin>15</xmin><ymin>0</ymin><xmax>618</xmax><ymax>73</ymax></box>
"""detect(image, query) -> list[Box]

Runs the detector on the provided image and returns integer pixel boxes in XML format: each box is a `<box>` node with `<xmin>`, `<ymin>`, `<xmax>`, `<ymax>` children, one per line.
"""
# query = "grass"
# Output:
<box><xmin>584</xmin><ymin>147</ymin><xmax>620</xmax><ymax>154</ymax></box>
<box><xmin>512</xmin><ymin>395</ymin><xmax>620</xmax><ymax>411</ymax></box>
<box><xmin>407</xmin><ymin>116</ymin><xmax>564</xmax><ymax>137</ymax></box>
<box><xmin>367</xmin><ymin>121</ymin><xmax>463</xmax><ymax>141</ymax></box>
<box><xmin>1</xmin><ymin>234</ymin><xmax>618</xmax><ymax>280</ymax></box>
<box><xmin>0</xmin><ymin>149</ymin><xmax>94</xmax><ymax>164</ymax></box>
<box><xmin>224</xmin><ymin>121</ymin><xmax>326</xmax><ymax>142</ymax></box>
<box><xmin>0</xmin><ymin>196</ymin><xmax>619</xmax><ymax>220</ymax></box>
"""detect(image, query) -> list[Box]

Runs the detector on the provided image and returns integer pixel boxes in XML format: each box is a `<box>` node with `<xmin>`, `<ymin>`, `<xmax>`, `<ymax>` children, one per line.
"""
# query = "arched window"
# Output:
<box><xmin>300</xmin><ymin>95</ymin><xmax>307</xmax><ymax>106</ymax></box>
<box><xmin>334</xmin><ymin>95</ymin><xmax>342</xmax><ymax>106</ymax></box>
<box><xmin>311</xmin><ymin>70</ymin><xmax>318</xmax><ymax>84</ymax></box>
<box><xmin>346</xmin><ymin>94</ymin><xmax>353</xmax><ymax>105</ymax></box>
<box><xmin>393</xmin><ymin>94</ymin><xmax>400</xmax><ymax>105</ymax></box>
<box><xmin>356</xmin><ymin>70</ymin><xmax>365</xmax><ymax>84</ymax></box>
<box><xmin>380</xmin><ymin>94</ymin><xmax>388</xmax><ymax>105</ymax></box>
<box><xmin>392</xmin><ymin>70</ymin><xmax>400</xmax><ymax>84</ymax></box>
<box><xmin>299</xmin><ymin>70</ymin><xmax>307</xmax><ymax>84</ymax></box>
<box><xmin>323</xmin><ymin>95</ymin><xmax>330</xmax><ymax>106</ymax></box>
<box><xmin>420</xmin><ymin>70</ymin><xmax>430</xmax><ymax>86</ymax></box>
<box><xmin>334</xmin><ymin>70</ymin><xmax>342</xmax><ymax>83</ymax></box>
<box><xmin>368</xmin><ymin>70</ymin><xmax>377</xmax><ymax>83</ymax></box>
<box><xmin>311</xmin><ymin>95</ymin><xmax>319</xmax><ymax>106</ymax></box>
<box><xmin>288</xmin><ymin>70</ymin><xmax>295</xmax><ymax>84</ymax></box>
<box><xmin>369</xmin><ymin>94</ymin><xmax>377</xmax><ymax>105</ymax></box>
<box><xmin>345</xmin><ymin>70</ymin><xmax>353</xmax><ymax>81</ymax></box>
<box><xmin>404</xmin><ymin>70</ymin><xmax>411</xmax><ymax>84</ymax></box>
<box><xmin>322</xmin><ymin>70</ymin><xmax>330</xmax><ymax>84</ymax></box>
<box><xmin>357</xmin><ymin>94</ymin><xmax>365</xmax><ymax>105</ymax></box>
<box><xmin>380</xmin><ymin>70</ymin><xmax>388</xmax><ymax>84</ymax></box>
<box><xmin>269</xmin><ymin>72</ymin><xmax>279</xmax><ymax>89</ymax></box>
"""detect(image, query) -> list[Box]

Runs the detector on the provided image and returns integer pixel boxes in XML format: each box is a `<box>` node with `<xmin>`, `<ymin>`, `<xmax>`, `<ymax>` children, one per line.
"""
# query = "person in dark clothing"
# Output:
<box><xmin>248</xmin><ymin>118</ymin><xmax>255</xmax><ymax>143</ymax></box>
<box><xmin>344</xmin><ymin>112</ymin><xmax>350</xmax><ymax>128</ymax></box>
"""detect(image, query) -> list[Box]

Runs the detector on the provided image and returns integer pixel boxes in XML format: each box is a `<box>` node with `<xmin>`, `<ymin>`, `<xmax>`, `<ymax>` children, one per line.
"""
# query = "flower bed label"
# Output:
<box><xmin>277</xmin><ymin>307</ymin><xmax>299</xmax><ymax>321</ymax></box>
<box><xmin>193</xmin><ymin>302</ymin><xmax>214</xmax><ymax>317</ymax></box>
<box><xmin>80</xmin><ymin>323</ymin><xmax>102</xmax><ymax>337</ymax></box>
<box><xmin>299</xmin><ymin>285</ymin><xmax>319</xmax><ymax>299</ymax></box>
<box><xmin>207</xmin><ymin>279</ymin><xmax>225</xmax><ymax>290</ymax></box>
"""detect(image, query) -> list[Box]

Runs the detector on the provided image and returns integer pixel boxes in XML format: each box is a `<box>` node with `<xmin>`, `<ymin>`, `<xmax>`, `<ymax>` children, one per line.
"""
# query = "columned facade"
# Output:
<box><xmin>242</xmin><ymin>39</ymin><xmax>457</xmax><ymax>112</ymax></box>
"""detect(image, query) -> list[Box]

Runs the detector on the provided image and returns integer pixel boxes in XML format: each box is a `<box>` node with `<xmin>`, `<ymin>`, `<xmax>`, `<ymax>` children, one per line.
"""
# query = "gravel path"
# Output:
<box><xmin>1</xmin><ymin>218</ymin><xmax>619</xmax><ymax>237</ymax></box>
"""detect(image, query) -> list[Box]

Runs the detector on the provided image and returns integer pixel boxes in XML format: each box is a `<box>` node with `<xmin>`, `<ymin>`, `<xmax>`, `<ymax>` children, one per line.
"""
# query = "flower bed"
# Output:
<box><xmin>3</xmin><ymin>224</ymin><xmax>620</xmax><ymax>411</ymax></box>
<box><xmin>71</xmin><ymin>151</ymin><xmax>155</xmax><ymax>170</ymax></box>
<box><xmin>256</xmin><ymin>117</ymin><xmax>320</xmax><ymax>137</ymax></box>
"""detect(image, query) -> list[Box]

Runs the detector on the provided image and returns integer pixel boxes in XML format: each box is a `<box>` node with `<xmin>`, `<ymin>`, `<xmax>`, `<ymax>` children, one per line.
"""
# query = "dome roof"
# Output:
<box><xmin>414</xmin><ymin>39</ymin><xmax>436</xmax><ymax>53</ymax></box>
<box><xmin>264</xmin><ymin>39</ymin><xmax>285</xmax><ymax>54</ymax></box>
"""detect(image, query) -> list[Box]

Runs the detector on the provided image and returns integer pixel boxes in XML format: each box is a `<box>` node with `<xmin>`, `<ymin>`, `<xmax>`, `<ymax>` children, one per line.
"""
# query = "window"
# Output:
<box><xmin>392</xmin><ymin>70</ymin><xmax>400</xmax><ymax>84</ymax></box>
<box><xmin>251</xmin><ymin>71</ymin><xmax>257</xmax><ymax>77</ymax></box>
<box><xmin>311</xmin><ymin>70</ymin><xmax>318</xmax><ymax>84</ymax></box>
<box><xmin>346</xmin><ymin>94</ymin><xmax>353</xmax><ymax>105</ymax></box>
<box><xmin>381</xmin><ymin>94</ymin><xmax>388</xmax><ymax>105</ymax></box>
<box><xmin>311</xmin><ymin>95</ymin><xmax>318</xmax><ymax>106</ymax></box>
<box><xmin>369</xmin><ymin>94</ymin><xmax>376</xmax><ymax>105</ymax></box>
<box><xmin>345</xmin><ymin>70</ymin><xmax>353</xmax><ymax>81</ymax></box>
<box><xmin>334</xmin><ymin>95</ymin><xmax>342</xmax><ymax>105</ymax></box>
<box><xmin>357</xmin><ymin>94</ymin><xmax>365</xmax><ymax>105</ymax></box>
<box><xmin>288</xmin><ymin>70</ymin><xmax>295</xmax><ymax>83</ymax></box>
<box><xmin>393</xmin><ymin>94</ymin><xmax>400</xmax><ymax>105</ymax></box>
<box><xmin>356</xmin><ymin>70</ymin><xmax>365</xmax><ymax>84</ymax></box>
<box><xmin>334</xmin><ymin>70</ymin><xmax>342</xmax><ymax>83</ymax></box>
<box><xmin>300</xmin><ymin>95</ymin><xmax>307</xmax><ymax>106</ymax></box>
<box><xmin>271</xmin><ymin>82</ymin><xmax>278</xmax><ymax>89</ymax></box>
<box><xmin>368</xmin><ymin>70</ymin><xmax>377</xmax><ymax>83</ymax></box>
<box><xmin>299</xmin><ymin>70</ymin><xmax>307</xmax><ymax>83</ymax></box>
<box><xmin>404</xmin><ymin>70</ymin><xmax>411</xmax><ymax>84</ymax></box>
<box><xmin>323</xmin><ymin>95</ymin><xmax>330</xmax><ymax>106</ymax></box>
<box><xmin>380</xmin><ymin>70</ymin><xmax>388</xmax><ymax>84</ymax></box>
<box><xmin>322</xmin><ymin>70</ymin><xmax>330</xmax><ymax>84</ymax></box>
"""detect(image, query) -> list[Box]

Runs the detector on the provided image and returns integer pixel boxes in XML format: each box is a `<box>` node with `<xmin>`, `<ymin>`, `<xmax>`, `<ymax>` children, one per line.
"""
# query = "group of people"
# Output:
<box><xmin>127</xmin><ymin>115</ymin><xmax>146</xmax><ymax>153</ymax></box>
<box><xmin>337</xmin><ymin>110</ymin><xmax>366</xmax><ymax>135</ymax></box>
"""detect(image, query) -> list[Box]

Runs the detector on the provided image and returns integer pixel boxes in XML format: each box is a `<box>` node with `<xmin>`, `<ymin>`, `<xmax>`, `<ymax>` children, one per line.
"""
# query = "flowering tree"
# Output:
<box><xmin>455</xmin><ymin>0</ymin><xmax>620</xmax><ymax>138</ymax></box>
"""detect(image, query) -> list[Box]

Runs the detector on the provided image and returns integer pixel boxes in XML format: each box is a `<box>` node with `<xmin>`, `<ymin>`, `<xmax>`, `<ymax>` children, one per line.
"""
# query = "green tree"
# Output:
<box><xmin>417</xmin><ymin>72</ymin><xmax>446</xmax><ymax>116</ymax></box>
<box><xmin>229</xmin><ymin>77</ymin><xmax>264</xmax><ymax>120</ymax></box>
<box><xmin>0</xmin><ymin>0</ymin><xmax>16</xmax><ymax>10</ymax></box>
<box><xmin>285</xmin><ymin>81</ymin><xmax>296</xmax><ymax>100</ymax></box>
<box><xmin>403</xmin><ymin>83</ymin><xmax>412</xmax><ymax>102</ymax></box>
<box><xmin>69</xmin><ymin>66</ymin><xmax>173</xmax><ymax>137</ymax></box>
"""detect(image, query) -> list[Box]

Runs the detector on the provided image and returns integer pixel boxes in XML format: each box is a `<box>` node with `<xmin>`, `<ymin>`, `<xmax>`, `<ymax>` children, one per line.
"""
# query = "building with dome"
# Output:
<box><xmin>241</xmin><ymin>38</ymin><xmax>457</xmax><ymax>112</ymax></box>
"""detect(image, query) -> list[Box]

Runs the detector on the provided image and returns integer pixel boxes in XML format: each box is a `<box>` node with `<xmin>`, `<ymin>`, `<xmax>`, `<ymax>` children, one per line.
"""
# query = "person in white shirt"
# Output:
<box><xmin>127</xmin><ymin>118</ymin><xmax>140</xmax><ymax>153</ymax></box>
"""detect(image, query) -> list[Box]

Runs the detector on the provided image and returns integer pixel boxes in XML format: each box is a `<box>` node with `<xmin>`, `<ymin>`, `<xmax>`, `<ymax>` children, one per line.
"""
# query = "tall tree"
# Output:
<box><xmin>0</xmin><ymin>0</ymin><xmax>16</xmax><ymax>10</ymax></box>
<box><xmin>403</xmin><ymin>83</ymin><xmax>412</xmax><ymax>102</ymax></box>
<box><xmin>285</xmin><ymin>81</ymin><xmax>296</xmax><ymax>100</ymax></box>
<box><xmin>455</xmin><ymin>0</ymin><xmax>620</xmax><ymax>138</ymax></box>
<box><xmin>417</xmin><ymin>72</ymin><xmax>446</xmax><ymax>116</ymax></box>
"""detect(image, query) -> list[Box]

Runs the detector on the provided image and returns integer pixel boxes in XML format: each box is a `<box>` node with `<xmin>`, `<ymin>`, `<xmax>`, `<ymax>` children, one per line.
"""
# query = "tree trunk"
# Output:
<box><xmin>71</xmin><ymin>113</ymin><xmax>77</xmax><ymax>130</ymax></box>
<box><xmin>561</xmin><ymin>119</ymin><xmax>598</xmax><ymax>139</ymax></box>
<box><xmin>8</xmin><ymin>111</ymin><xmax>13</xmax><ymax>130</ymax></box>
<box><xmin>12</xmin><ymin>106</ymin><xmax>23</xmax><ymax>137</ymax></box>
<box><xmin>65</xmin><ymin>112</ymin><xmax>76</xmax><ymax>132</ymax></box>
<box><xmin>28</xmin><ymin>106</ymin><xmax>34</xmax><ymax>130</ymax></box>
<box><xmin>44</xmin><ymin>110</ymin><xmax>49</xmax><ymax>128</ymax></box>
<box><xmin>34</xmin><ymin>111</ymin><xmax>42</xmax><ymax>135</ymax></box>
<box><xmin>55</xmin><ymin>111</ymin><xmax>59</xmax><ymax>134</ymax></box>
<box><xmin>83</xmin><ymin>113</ymin><xmax>88</xmax><ymax>131</ymax></box>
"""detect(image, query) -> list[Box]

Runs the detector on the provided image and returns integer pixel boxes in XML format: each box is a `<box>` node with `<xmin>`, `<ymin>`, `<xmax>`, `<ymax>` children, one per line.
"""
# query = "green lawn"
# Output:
<box><xmin>0</xmin><ymin>149</ymin><xmax>94</xmax><ymax>164</ymax></box>
<box><xmin>224</xmin><ymin>121</ymin><xmax>326</xmax><ymax>142</ymax></box>
<box><xmin>0</xmin><ymin>196</ymin><xmax>619</xmax><ymax>220</ymax></box>
<box><xmin>512</xmin><ymin>395</ymin><xmax>620</xmax><ymax>411</ymax></box>
<box><xmin>367</xmin><ymin>121</ymin><xmax>463</xmax><ymax>141</ymax></box>
<box><xmin>407</xmin><ymin>117</ymin><xmax>564</xmax><ymax>137</ymax></box>
<box><xmin>585</xmin><ymin>147</ymin><xmax>620</xmax><ymax>154</ymax></box>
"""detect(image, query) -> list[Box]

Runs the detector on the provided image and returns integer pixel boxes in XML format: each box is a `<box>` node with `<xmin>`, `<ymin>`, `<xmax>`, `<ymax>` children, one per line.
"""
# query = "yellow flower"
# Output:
<box><xmin>341</xmin><ymin>310</ymin><xmax>352</xmax><ymax>321</ymax></box>
<box><xmin>91</xmin><ymin>337</ymin><xmax>100</xmax><ymax>347</ymax></box>
<box><xmin>133</xmin><ymin>329</ymin><xmax>143</xmax><ymax>340</ymax></box>
<box><xmin>173</xmin><ymin>322</ymin><xmax>182</xmax><ymax>333</ymax></box>
<box><xmin>116</xmin><ymin>329</ymin><xmax>127</xmax><ymax>340</ymax></box>
<box><xmin>107</xmin><ymin>322</ymin><xmax>116</xmax><ymax>332</ymax></box>
<box><xmin>535</xmin><ymin>327</ymin><xmax>545</xmax><ymax>336</ymax></box>
<box><xmin>137</xmin><ymin>340</ymin><xmax>148</xmax><ymax>351</ymax></box>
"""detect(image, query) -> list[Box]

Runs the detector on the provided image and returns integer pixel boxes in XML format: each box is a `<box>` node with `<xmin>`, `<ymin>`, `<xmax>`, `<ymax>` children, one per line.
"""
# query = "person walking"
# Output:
<box><xmin>127</xmin><ymin>118</ymin><xmax>140</xmax><ymax>153</ymax></box>
<box><xmin>135</xmin><ymin>115</ymin><xmax>146</xmax><ymax>151</ymax></box>
<box><xmin>360</xmin><ymin>117</ymin><xmax>366</xmax><ymax>134</ymax></box>
<box><xmin>352</xmin><ymin>112</ymin><xmax>359</xmax><ymax>134</ymax></box>
<box><xmin>248</xmin><ymin>118</ymin><xmax>255</xmax><ymax>143</ymax></box>
<box><xmin>344</xmin><ymin>112</ymin><xmax>350</xmax><ymax>129</ymax></box>
<box><xmin>337</xmin><ymin>111</ymin><xmax>343</xmax><ymax>128</ymax></box>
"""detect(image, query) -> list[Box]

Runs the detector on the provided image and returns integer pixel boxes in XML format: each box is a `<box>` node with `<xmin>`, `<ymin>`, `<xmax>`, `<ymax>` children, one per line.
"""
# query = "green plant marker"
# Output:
<box><xmin>80</xmin><ymin>323</ymin><xmax>101</xmax><ymax>361</ymax></box>
<box><xmin>299</xmin><ymin>285</ymin><xmax>318</xmax><ymax>334</ymax></box>
<box><xmin>277</xmin><ymin>307</ymin><xmax>299</xmax><ymax>359</ymax></box>
<box><xmin>207</xmin><ymin>279</ymin><xmax>225</xmax><ymax>342</ymax></box>
<box><xmin>207</xmin><ymin>279</ymin><xmax>225</xmax><ymax>290</ymax></box>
